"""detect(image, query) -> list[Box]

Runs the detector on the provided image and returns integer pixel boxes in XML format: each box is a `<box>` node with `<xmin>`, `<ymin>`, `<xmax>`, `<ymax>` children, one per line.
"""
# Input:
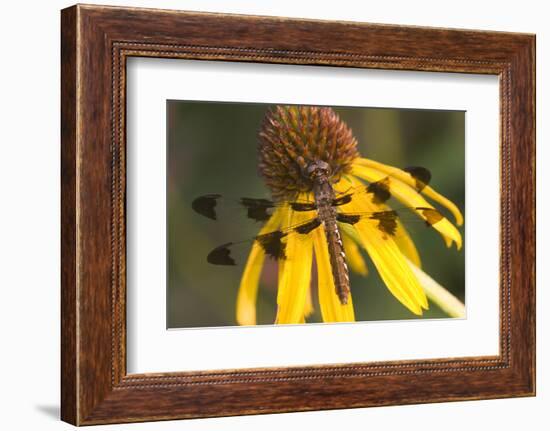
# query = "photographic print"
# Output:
<box><xmin>167</xmin><ymin>102</ymin><xmax>465</xmax><ymax>328</ymax></box>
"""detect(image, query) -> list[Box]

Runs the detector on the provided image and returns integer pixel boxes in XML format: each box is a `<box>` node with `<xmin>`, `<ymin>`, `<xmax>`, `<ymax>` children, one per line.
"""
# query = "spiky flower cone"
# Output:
<box><xmin>258</xmin><ymin>105</ymin><xmax>359</xmax><ymax>201</ymax></box>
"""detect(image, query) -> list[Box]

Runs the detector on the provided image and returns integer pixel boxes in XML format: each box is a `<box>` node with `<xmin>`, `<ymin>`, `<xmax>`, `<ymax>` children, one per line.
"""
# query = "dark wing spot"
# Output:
<box><xmin>294</xmin><ymin>218</ymin><xmax>321</xmax><ymax>234</ymax></box>
<box><xmin>367</xmin><ymin>177</ymin><xmax>391</xmax><ymax>204</ymax></box>
<box><xmin>332</xmin><ymin>194</ymin><xmax>353</xmax><ymax>206</ymax></box>
<box><xmin>192</xmin><ymin>194</ymin><xmax>222</xmax><ymax>220</ymax></box>
<box><xmin>404</xmin><ymin>166</ymin><xmax>432</xmax><ymax>192</ymax></box>
<box><xmin>418</xmin><ymin>207</ymin><xmax>443</xmax><ymax>226</ymax></box>
<box><xmin>207</xmin><ymin>243</ymin><xmax>236</xmax><ymax>265</ymax></box>
<box><xmin>370</xmin><ymin>210</ymin><xmax>398</xmax><ymax>236</ymax></box>
<box><xmin>337</xmin><ymin>213</ymin><xmax>360</xmax><ymax>225</ymax></box>
<box><xmin>256</xmin><ymin>231</ymin><xmax>287</xmax><ymax>260</ymax></box>
<box><xmin>290</xmin><ymin>202</ymin><xmax>317</xmax><ymax>211</ymax></box>
<box><xmin>240</xmin><ymin>198</ymin><xmax>275</xmax><ymax>222</ymax></box>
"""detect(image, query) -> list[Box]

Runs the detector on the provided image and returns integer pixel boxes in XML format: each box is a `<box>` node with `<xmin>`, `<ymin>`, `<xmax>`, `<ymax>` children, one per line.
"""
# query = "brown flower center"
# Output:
<box><xmin>258</xmin><ymin>105</ymin><xmax>359</xmax><ymax>201</ymax></box>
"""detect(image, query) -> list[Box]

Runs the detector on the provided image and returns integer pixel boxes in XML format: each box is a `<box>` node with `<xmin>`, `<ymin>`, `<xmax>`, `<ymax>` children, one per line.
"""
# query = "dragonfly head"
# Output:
<box><xmin>305</xmin><ymin>160</ymin><xmax>331</xmax><ymax>181</ymax></box>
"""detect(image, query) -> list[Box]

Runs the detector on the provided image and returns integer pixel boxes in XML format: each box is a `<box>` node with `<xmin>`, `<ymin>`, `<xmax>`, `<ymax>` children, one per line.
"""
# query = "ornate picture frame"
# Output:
<box><xmin>61</xmin><ymin>4</ymin><xmax>535</xmax><ymax>425</ymax></box>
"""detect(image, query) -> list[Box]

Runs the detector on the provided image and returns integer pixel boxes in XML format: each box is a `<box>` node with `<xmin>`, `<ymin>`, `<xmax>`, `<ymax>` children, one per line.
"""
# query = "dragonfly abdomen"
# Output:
<box><xmin>324</xmin><ymin>217</ymin><xmax>351</xmax><ymax>304</ymax></box>
<box><xmin>314</xmin><ymin>179</ymin><xmax>351</xmax><ymax>305</ymax></box>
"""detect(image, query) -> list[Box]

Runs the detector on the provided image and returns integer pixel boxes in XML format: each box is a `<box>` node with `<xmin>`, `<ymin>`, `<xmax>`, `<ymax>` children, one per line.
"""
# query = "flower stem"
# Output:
<box><xmin>405</xmin><ymin>258</ymin><xmax>465</xmax><ymax>318</ymax></box>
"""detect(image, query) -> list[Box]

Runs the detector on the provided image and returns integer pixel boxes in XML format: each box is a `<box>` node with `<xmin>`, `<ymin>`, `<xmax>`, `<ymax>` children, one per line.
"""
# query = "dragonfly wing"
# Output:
<box><xmin>191</xmin><ymin>195</ymin><xmax>316</xmax><ymax>222</ymax></box>
<box><xmin>205</xmin><ymin>216</ymin><xmax>322</xmax><ymax>266</ymax></box>
<box><xmin>403</xmin><ymin>166</ymin><xmax>432</xmax><ymax>192</ymax></box>
<box><xmin>334</xmin><ymin>166</ymin><xmax>433</xmax><ymax>205</ymax></box>
<box><xmin>336</xmin><ymin>207</ymin><xmax>444</xmax><ymax>238</ymax></box>
<box><xmin>191</xmin><ymin>194</ymin><xmax>222</xmax><ymax>220</ymax></box>
<box><xmin>240</xmin><ymin>198</ymin><xmax>317</xmax><ymax>221</ymax></box>
<box><xmin>207</xmin><ymin>242</ymin><xmax>237</xmax><ymax>265</ymax></box>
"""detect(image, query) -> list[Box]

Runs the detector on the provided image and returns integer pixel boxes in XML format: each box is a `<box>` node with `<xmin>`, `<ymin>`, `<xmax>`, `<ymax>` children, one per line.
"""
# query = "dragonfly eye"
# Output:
<box><xmin>305</xmin><ymin>160</ymin><xmax>331</xmax><ymax>179</ymax></box>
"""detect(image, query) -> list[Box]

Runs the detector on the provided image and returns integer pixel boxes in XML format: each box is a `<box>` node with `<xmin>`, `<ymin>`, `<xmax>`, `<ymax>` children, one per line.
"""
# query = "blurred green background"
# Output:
<box><xmin>167</xmin><ymin>101</ymin><xmax>465</xmax><ymax>328</ymax></box>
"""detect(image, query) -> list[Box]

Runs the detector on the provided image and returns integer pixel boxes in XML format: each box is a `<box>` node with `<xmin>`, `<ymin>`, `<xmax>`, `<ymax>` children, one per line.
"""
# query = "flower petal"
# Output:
<box><xmin>351</xmin><ymin>163</ymin><xmax>462</xmax><ymax>250</ymax></box>
<box><xmin>335</xmin><ymin>178</ymin><xmax>422</xmax><ymax>269</ymax></box>
<box><xmin>344</xmin><ymin>178</ymin><xmax>428</xmax><ymax>314</ymax></box>
<box><xmin>393</xmin><ymin>218</ymin><xmax>422</xmax><ymax>268</ymax></box>
<box><xmin>275</xmin><ymin>197</ymin><xmax>314</xmax><ymax>324</ymax></box>
<box><xmin>304</xmin><ymin>285</ymin><xmax>314</xmax><ymax>318</ymax></box>
<box><xmin>354</xmin><ymin>157</ymin><xmax>464</xmax><ymax>226</ymax></box>
<box><xmin>313</xmin><ymin>226</ymin><xmax>356</xmax><ymax>322</ymax></box>
<box><xmin>342</xmin><ymin>230</ymin><xmax>368</xmax><ymax>276</ymax></box>
<box><xmin>236</xmin><ymin>206</ymin><xmax>285</xmax><ymax>325</ymax></box>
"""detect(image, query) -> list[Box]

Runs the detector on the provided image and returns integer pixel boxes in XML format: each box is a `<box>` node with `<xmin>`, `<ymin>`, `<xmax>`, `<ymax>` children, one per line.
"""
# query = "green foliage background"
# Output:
<box><xmin>167</xmin><ymin>101</ymin><xmax>465</xmax><ymax>328</ymax></box>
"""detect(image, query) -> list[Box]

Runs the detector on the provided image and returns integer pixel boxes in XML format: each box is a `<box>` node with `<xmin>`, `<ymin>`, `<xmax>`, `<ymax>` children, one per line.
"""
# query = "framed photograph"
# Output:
<box><xmin>61</xmin><ymin>4</ymin><xmax>535</xmax><ymax>425</ymax></box>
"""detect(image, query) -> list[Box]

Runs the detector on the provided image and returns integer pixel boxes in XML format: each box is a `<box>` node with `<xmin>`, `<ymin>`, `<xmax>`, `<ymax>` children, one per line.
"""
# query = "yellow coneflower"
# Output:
<box><xmin>236</xmin><ymin>105</ymin><xmax>463</xmax><ymax>325</ymax></box>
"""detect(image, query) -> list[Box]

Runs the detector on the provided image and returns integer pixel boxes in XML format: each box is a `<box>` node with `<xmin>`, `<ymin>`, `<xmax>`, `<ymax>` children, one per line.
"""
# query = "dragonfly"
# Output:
<box><xmin>191</xmin><ymin>162</ymin><xmax>443</xmax><ymax>305</ymax></box>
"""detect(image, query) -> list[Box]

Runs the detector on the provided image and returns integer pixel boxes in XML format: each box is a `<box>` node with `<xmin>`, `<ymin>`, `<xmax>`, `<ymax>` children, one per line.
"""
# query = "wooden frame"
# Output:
<box><xmin>61</xmin><ymin>4</ymin><xmax>535</xmax><ymax>425</ymax></box>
